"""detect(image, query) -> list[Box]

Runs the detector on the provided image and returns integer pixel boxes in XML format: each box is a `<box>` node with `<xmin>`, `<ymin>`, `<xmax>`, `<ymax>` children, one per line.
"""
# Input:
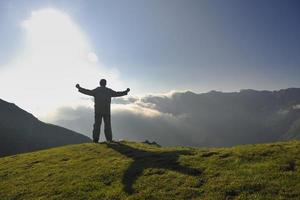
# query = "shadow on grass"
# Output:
<box><xmin>107</xmin><ymin>142</ymin><xmax>201</xmax><ymax>194</ymax></box>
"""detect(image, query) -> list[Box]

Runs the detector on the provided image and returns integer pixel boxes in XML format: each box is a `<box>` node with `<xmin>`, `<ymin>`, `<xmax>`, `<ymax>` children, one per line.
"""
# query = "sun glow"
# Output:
<box><xmin>0</xmin><ymin>8</ymin><xmax>122</xmax><ymax>117</ymax></box>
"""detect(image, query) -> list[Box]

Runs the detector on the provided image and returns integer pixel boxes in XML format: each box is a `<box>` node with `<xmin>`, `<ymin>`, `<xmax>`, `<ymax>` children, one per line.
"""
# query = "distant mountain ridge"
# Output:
<box><xmin>0</xmin><ymin>99</ymin><xmax>91</xmax><ymax>157</ymax></box>
<box><xmin>135</xmin><ymin>87</ymin><xmax>300</xmax><ymax>146</ymax></box>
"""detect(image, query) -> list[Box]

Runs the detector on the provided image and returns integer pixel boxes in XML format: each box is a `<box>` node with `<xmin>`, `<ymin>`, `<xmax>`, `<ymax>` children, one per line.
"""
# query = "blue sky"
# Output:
<box><xmin>0</xmin><ymin>0</ymin><xmax>300</xmax><ymax>101</ymax></box>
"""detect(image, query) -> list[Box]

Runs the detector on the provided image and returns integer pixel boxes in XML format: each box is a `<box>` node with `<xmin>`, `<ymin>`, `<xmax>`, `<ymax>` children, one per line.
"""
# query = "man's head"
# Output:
<box><xmin>100</xmin><ymin>79</ymin><xmax>107</xmax><ymax>87</ymax></box>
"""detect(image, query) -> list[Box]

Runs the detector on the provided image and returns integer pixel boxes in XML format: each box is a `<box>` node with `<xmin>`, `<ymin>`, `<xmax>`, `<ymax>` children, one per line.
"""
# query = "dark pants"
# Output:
<box><xmin>93</xmin><ymin>112</ymin><xmax>112</xmax><ymax>142</ymax></box>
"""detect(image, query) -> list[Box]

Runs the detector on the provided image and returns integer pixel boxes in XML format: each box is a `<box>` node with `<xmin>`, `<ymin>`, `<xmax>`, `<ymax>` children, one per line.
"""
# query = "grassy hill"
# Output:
<box><xmin>0</xmin><ymin>140</ymin><xmax>300</xmax><ymax>200</ymax></box>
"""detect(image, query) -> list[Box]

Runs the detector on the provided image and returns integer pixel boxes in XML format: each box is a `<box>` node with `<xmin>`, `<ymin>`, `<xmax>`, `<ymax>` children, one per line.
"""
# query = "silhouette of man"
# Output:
<box><xmin>76</xmin><ymin>79</ymin><xmax>130</xmax><ymax>143</ymax></box>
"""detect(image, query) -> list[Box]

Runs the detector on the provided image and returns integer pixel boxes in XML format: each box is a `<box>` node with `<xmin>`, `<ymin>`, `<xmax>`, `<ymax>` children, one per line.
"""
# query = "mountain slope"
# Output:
<box><xmin>0</xmin><ymin>140</ymin><xmax>299</xmax><ymax>199</ymax></box>
<box><xmin>0</xmin><ymin>99</ymin><xmax>91</xmax><ymax>157</ymax></box>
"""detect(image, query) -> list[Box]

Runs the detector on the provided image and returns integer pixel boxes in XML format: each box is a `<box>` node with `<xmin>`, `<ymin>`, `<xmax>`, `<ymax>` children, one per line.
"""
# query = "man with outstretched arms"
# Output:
<box><xmin>76</xmin><ymin>79</ymin><xmax>130</xmax><ymax>143</ymax></box>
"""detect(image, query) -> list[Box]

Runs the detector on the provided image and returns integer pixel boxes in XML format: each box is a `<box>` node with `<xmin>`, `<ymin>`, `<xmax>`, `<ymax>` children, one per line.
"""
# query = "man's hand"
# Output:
<box><xmin>76</xmin><ymin>84</ymin><xmax>80</xmax><ymax>89</ymax></box>
<box><xmin>126</xmin><ymin>88</ymin><xmax>130</xmax><ymax>93</ymax></box>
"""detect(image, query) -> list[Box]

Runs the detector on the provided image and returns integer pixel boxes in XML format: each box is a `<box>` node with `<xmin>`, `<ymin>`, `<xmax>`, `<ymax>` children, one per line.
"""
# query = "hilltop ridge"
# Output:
<box><xmin>0</xmin><ymin>140</ymin><xmax>299</xmax><ymax>199</ymax></box>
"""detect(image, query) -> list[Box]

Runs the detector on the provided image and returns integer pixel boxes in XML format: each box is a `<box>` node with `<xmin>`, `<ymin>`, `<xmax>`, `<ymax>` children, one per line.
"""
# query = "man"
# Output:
<box><xmin>76</xmin><ymin>79</ymin><xmax>130</xmax><ymax>143</ymax></box>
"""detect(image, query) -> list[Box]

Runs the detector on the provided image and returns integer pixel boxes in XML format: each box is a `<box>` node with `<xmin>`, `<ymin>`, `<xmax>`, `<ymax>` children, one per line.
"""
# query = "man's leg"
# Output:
<box><xmin>93</xmin><ymin>113</ymin><xmax>102</xmax><ymax>143</ymax></box>
<box><xmin>103</xmin><ymin>114</ymin><xmax>112</xmax><ymax>142</ymax></box>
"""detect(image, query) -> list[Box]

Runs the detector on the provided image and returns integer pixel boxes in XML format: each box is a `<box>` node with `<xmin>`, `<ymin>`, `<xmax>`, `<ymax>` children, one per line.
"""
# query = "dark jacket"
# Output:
<box><xmin>78</xmin><ymin>86</ymin><xmax>128</xmax><ymax>114</ymax></box>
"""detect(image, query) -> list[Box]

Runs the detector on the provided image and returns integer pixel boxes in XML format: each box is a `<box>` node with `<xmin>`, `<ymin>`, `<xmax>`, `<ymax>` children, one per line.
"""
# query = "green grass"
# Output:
<box><xmin>0</xmin><ymin>140</ymin><xmax>300</xmax><ymax>200</ymax></box>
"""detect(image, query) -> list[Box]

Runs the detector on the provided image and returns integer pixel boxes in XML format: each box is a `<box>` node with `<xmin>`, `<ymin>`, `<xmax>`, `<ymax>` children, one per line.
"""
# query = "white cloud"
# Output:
<box><xmin>293</xmin><ymin>104</ymin><xmax>300</xmax><ymax>110</ymax></box>
<box><xmin>87</xmin><ymin>52</ymin><xmax>99</xmax><ymax>63</ymax></box>
<box><xmin>112</xmin><ymin>104</ymin><xmax>162</xmax><ymax>118</ymax></box>
<box><xmin>0</xmin><ymin>8</ymin><xmax>122</xmax><ymax>117</ymax></box>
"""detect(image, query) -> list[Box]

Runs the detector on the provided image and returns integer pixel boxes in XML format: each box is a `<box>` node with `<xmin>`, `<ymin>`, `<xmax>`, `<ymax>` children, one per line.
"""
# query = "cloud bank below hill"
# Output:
<box><xmin>46</xmin><ymin>88</ymin><xmax>300</xmax><ymax>147</ymax></box>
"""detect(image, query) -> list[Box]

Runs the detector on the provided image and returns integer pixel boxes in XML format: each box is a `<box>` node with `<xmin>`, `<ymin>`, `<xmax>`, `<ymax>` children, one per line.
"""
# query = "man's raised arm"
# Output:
<box><xmin>76</xmin><ymin>84</ymin><xmax>95</xmax><ymax>96</ymax></box>
<box><xmin>111</xmin><ymin>88</ymin><xmax>130</xmax><ymax>97</ymax></box>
